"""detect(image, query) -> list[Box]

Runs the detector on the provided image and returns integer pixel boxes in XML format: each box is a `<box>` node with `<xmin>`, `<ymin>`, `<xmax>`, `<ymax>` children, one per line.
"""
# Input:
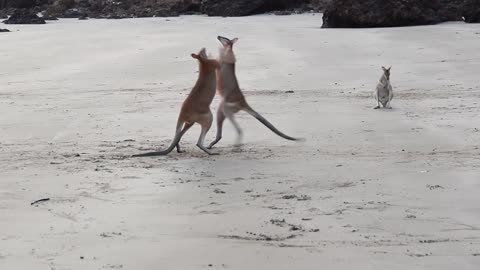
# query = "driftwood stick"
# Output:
<box><xmin>30</xmin><ymin>198</ymin><xmax>50</xmax><ymax>205</ymax></box>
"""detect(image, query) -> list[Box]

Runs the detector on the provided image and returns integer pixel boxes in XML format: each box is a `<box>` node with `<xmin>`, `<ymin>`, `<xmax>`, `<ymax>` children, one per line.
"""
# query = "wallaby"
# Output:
<box><xmin>374</xmin><ymin>66</ymin><xmax>393</xmax><ymax>109</ymax></box>
<box><xmin>207</xmin><ymin>36</ymin><xmax>299</xmax><ymax>149</ymax></box>
<box><xmin>133</xmin><ymin>48</ymin><xmax>220</xmax><ymax>157</ymax></box>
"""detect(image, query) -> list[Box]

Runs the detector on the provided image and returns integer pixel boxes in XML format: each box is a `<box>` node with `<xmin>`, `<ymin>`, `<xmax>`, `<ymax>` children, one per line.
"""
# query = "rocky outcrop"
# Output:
<box><xmin>41</xmin><ymin>0</ymin><xmax>201</xmax><ymax>19</ymax></box>
<box><xmin>42</xmin><ymin>15</ymin><xmax>58</xmax><ymax>20</ymax></box>
<box><xmin>307</xmin><ymin>0</ymin><xmax>331</xmax><ymax>12</ymax></box>
<box><xmin>1</xmin><ymin>0</ymin><xmax>48</xmax><ymax>9</ymax></box>
<box><xmin>322</xmin><ymin>0</ymin><xmax>479</xmax><ymax>28</ymax></box>
<box><xmin>0</xmin><ymin>0</ymin><xmax>475</xmax><ymax>23</ymax></box>
<box><xmin>463</xmin><ymin>0</ymin><xmax>480</xmax><ymax>23</ymax></box>
<box><xmin>438</xmin><ymin>0</ymin><xmax>465</xmax><ymax>21</ymax></box>
<box><xmin>201</xmin><ymin>0</ymin><xmax>310</xmax><ymax>17</ymax></box>
<box><xmin>322</xmin><ymin>0</ymin><xmax>446</xmax><ymax>28</ymax></box>
<box><xmin>3</xmin><ymin>8</ymin><xmax>46</xmax><ymax>24</ymax></box>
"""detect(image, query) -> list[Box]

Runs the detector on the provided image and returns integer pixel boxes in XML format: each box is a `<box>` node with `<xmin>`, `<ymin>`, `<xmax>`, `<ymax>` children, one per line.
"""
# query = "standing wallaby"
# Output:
<box><xmin>207</xmin><ymin>36</ymin><xmax>299</xmax><ymax>149</ymax></box>
<box><xmin>374</xmin><ymin>66</ymin><xmax>393</xmax><ymax>109</ymax></box>
<box><xmin>133</xmin><ymin>48</ymin><xmax>220</xmax><ymax>157</ymax></box>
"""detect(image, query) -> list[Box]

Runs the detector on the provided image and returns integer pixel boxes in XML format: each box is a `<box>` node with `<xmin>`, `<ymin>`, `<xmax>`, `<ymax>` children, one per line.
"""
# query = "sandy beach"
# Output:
<box><xmin>1</xmin><ymin>14</ymin><xmax>480</xmax><ymax>269</ymax></box>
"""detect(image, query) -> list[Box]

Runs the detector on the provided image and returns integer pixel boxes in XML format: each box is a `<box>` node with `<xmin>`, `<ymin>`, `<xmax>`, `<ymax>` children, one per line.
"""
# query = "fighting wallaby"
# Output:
<box><xmin>374</xmin><ymin>66</ymin><xmax>393</xmax><ymax>109</ymax></box>
<box><xmin>207</xmin><ymin>36</ymin><xmax>299</xmax><ymax>149</ymax></box>
<box><xmin>133</xmin><ymin>48</ymin><xmax>220</xmax><ymax>157</ymax></box>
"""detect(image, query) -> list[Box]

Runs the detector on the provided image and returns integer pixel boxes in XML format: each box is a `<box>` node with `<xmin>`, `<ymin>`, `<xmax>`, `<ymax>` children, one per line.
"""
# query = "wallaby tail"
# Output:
<box><xmin>132</xmin><ymin>121</ymin><xmax>183</xmax><ymax>157</ymax></box>
<box><xmin>244</xmin><ymin>106</ymin><xmax>298</xmax><ymax>141</ymax></box>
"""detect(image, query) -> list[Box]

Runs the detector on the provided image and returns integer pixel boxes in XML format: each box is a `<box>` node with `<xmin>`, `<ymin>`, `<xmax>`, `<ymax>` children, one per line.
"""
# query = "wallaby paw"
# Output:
<box><xmin>373</xmin><ymin>106</ymin><xmax>380</xmax><ymax>109</ymax></box>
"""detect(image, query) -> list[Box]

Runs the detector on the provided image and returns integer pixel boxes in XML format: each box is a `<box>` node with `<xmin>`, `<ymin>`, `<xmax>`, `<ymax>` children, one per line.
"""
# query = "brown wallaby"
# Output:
<box><xmin>208</xmin><ymin>36</ymin><xmax>299</xmax><ymax>149</ymax></box>
<box><xmin>374</xmin><ymin>66</ymin><xmax>394</xmax><ymax>109</ymax></box>
<box><xmin>133</xmin><ymin>48</ymin><xmax>220</xmax><ymax>157</ymax></box>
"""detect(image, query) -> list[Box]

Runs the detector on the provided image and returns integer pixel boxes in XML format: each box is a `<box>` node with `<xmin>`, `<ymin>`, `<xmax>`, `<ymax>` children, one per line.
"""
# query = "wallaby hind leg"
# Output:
<box><xmin>176</xmin><ymin>122</ymin><xmax>194</xmax><ymax>153</ymax></box>
<box><xmin>224</xmin><ymin>105</ymin><xmax>243</xmax><ymax>147</ymax></box>
<box><xmin>196</xmin><ymin>113</ymin><xmax>218</xmax><ymax>155</ymax></box>
<box><xmin>386</xmin><ymin>92</ymin><xmax>393</xmax><ymax>109</ymax></box>
<box><xmin>207</xmin><ymin>106</ymin><xmax>226</xmax><ymax>149</ymax></box>
<box><xmin>374</xmin><ymin>92</ymin><xmax>381</xmax><ymax>109</ymax></box>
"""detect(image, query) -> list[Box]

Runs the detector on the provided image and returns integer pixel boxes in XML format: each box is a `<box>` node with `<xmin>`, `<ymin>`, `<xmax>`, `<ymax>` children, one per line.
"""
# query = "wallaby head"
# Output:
<box><xmin>191</xmin><ymin>48</ymin><xmax>220</xmax><ymax>71</ymax></box>
<box><xmin>382</xmin><ymin>66</ymin><xmax>392</xmax><ymax>80</ymax></box>
<box><xmin>217</xmin><ymin>36</ymin><xmax>238</xmax><ymax>64</ymax></box>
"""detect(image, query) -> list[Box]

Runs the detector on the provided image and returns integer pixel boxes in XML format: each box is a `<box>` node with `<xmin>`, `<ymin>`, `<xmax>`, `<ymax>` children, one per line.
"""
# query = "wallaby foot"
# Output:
<box><xmin>374</xmin><ymin>106</ymin><xmax>380</xmax><ymax>109</ymax></box>
<box><xmin>176</xmin><ymin>144</ymin><xmax>185</xmax><ymax>153</ymax></box>
<box><xmin>233</xmin><ymin>135</ymin><xmax>243</xmax><ymax>148</ymax></box>
<box><xmin>233</xmin><ymin>142</ymin><xmax>243</xmax><ymax>148</ymax></box>
<box><xmin>207</xmin><ymin>137</ymin><xmax>221</xmax><ymax>149</ymax></box>
<box><xmin>197</xmin><ymin>144</ymin><xmax>219</xmax><ymax>155</ymax></box>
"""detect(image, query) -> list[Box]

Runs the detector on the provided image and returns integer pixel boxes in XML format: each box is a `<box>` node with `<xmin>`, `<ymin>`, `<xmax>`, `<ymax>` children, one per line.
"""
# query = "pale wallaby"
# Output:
<box><xmin>207</xmin><ymin>36</ymin><xmax>299</xmax><ymax>149</ymax></box>
<box><xmin>133</xmin><ymin>48</ymin><xmax>220</xmax><ymax>157</ymax></box>
<box><xmin>374</xmin><ymin>66</ymin><xmax>393</xmax><ymax>109</ymax></box>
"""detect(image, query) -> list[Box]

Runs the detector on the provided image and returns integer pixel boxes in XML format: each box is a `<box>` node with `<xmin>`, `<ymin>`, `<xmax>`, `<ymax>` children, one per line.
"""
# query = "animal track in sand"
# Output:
<box><xmin>219</xmin><ymin>232</ymin><xmax>297</xmax><ymax>242</ymax></box>
<box><xmin>269</xmin><ymin>218</ymin><xmax>319</xmax><ymax>233</ymax></box>
<box><xmin>100</xmin><ymin>232</ymin><xmax>123</xmax><ymax>238</ymax></box>
<box><xmin>198</xmin><ymin>210</ymin><xmax>225</xmax><ymax>215</ymax></box>
<box><xmin>418</xmin><ymin>239</ymin><xmax>457</xmax><ymax>244</ymax></box>
<box><xmin>333</xmin><ymin>181</ymin><xmax>356</xmax><ymax>189</ymax></box>
<box><xmin>281</xmin><ymin>194</ymin><xmax>311</xmax><ymax>201</ymax></box>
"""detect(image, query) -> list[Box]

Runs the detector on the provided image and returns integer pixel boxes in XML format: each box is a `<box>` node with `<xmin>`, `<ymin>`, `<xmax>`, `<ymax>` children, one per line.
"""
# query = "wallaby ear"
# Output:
<box><xmin>192</xmin><ymin>48</ymin><xmax>207</xmax><ymax>60</ymax></box>
<box><xmin>382</xmin><ymin>66</ymin><xmax>387</xmax><ymax>72</ymax></box>
<box><xmin>218</xmin><ymin>36</ymin><xmax>231</xmax><ymax>47</ymax></box>
<box><xmin>387</xmin><ymin>66</ymin><xmax>392</xmax><ymax>71</ymax></box>
<box><xmin>231</xmin><ymin>37</ymin><xmax>239</xmax><ymax>44</ymax></box>
<box><xmin>198</xmin><ymin>48</ymin><xmax>207</xmax><ymax>58</ymax></box>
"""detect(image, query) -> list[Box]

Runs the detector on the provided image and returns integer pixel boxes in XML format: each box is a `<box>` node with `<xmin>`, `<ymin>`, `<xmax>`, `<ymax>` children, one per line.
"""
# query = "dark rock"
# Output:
<box><xmin>3</xmin><ymin>8</ymin><xmax>46</xmax><ymax>24</ymax></box>
<box><xmin>308</xmin><ymin>0</ymin><xmax>332</xmax><ymax>12</ymax></box>
<box><xmin>0</xmin><ymin>7</ymin><xmax>16</xmax><ymax>18</ymax></box>
<box><xmin>0</xmin><ymin>28</ymin><xmax>10</xmax><ymax>32</ymax></box>
<box><xmin>322</xmin><ymin>0</ymin><xmax>446</xmax><ymax>28</ymax></box>
<box><xmin>77</xmin><ymin>0</ymin><xmax>90</xmax><ymax>9</ymax></box>
<box><xmin>1</xmin><ymin>0</ymin><xmax>330</xmax><ymax>19</ymax></box>
<box><xmin>201</xmin><ymin>0</ymin><xmax>309</xmax><ymax>17</ymax></box>
<box><xmin>62</xmin><ymin>8</ymin><xmax>88</xmax><ymax>18</ymax></box>
<box><xmin>1</xmin><ymin>0</ymin><xmax>43</xmax><ymax>9</ymax></box>
<box><xmin>438</xmin><ymin>0</ymin><xmax>465</xmax><ymax>21</ymax></box>
<box><xmin>102</xmin><ymin>14</ymin><xmax>130</xmax><ymax>19</ymax></box>
<box><xmin>44</xmin><ymin>0</ymin><xmax>75</xmax><ymax>17</ymax></box>
<box><xmin>274</xmin><ymin>10</ymin><xmax>292</xmax><ymax>15</ymax></box>
<box><xmin>168</xmin><ymin>0</ymin><xmax>201</xmax><ymax>14</ymax></box>
<box><xmin>78</xmin><ymin>15</ymin><xmax>87</xmax><ymax>20</ymax></box>
<box><xmin>463</xmin><ymin>0</ymin><xmax>480</xmax><ymax>23</ymax></box>
<box><xmin>42</xmin><ymin>15</ymin><xmax>59</xmax><ymax>20</ymax></box>
<box><xmin>91</xmin><ymin>0</ymin><xmax>201</xmax><ymax>18</ymax></box>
